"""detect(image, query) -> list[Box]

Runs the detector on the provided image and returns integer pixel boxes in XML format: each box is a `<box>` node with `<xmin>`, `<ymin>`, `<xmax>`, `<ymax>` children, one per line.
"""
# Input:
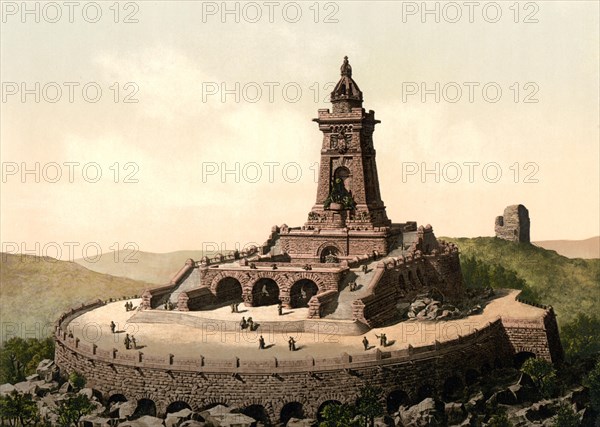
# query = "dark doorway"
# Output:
<box><xmin>280</xmin><ymin>402</ymin><xmax>304</xmax><ymax>424</ymax></box>
<box><xmin>251</xmin><ymin>278</ymin><xmax>280</xmax><ymax>306</ymax></box>
<box><xmin>216</xmin><ymin>277</ymin><xmax>243</xmax><ymax>304</ymax></box>
<box><xmin>386</xmin><ymin>389</ymin><xmax>410</xmax><ymax>414</ymax></box>
<box><xmin>290</xmin><ymin>280</ymin><xmax>319</xmax><ymax>308</ymax></box>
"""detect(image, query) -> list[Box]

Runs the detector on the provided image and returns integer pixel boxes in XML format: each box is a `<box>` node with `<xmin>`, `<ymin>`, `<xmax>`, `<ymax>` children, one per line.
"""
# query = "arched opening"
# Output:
<box><xmin>242</xmin><ymin>404</ymin><xmax>270</xmax><ymax>425</ymax></box>
<box><xmin>320</xmin><ymin>245</ymin><xmax>340</xmax><ymax>263</ymax></box>
<box><xmin>334</xmin><ymin>166</ymin><xmax>352</xmax><ymax>193</ymax></box>
<box><xmin>317</xmin><ymin>400</ymin><xmax>342</xmax><ymax>422</ymax></box>
<box><xmin>442</xmin><ymin>376</ymin><xmax>464</xmax><ymax>402</ymax></box>
<box><xmin>132</xmin><ymin>398</ymin><xmax>157</xmax><ymax>418</ymax></box>
<box><xmin>280</xmin><ymin>402</ymin><xmax>304</xmax><ymax>425</ymax></box>
<box><xmin>513</xmin><ymin>351</ymin><xmax>536</xmax><ymax>369</ymax></box>
<box><xmin>386</xmin><ymin>390</ymin><xmax>410</xmax><ymax>414</ymax></box>
<box><xmin>166</xmin><ymin>401</ymin><xmax>192</xmax><ymax>414</ymax></box>
<box><xmin>465</xmin><ymin>369</ymin><xmax>480</xmax><ymax>386</ymax></box>
<box><xmin>416</xmin><ymin>268</ymin><xmax>425</xmax><ymax>286</ymax></box>
<box><xmin>251</xmin><ymin>278</ymin><xmax>280</xmax><ymax>307</ymax></box>
<box><xmin>106</xmin><ymin>394</ymin><xmax>127</xmax><ymax>410</ymax></box>
<box><xmin>290</xmin><ymin>280</ymin><xmax>319</xmax><ymax>308</ymax></box>
<box><xmin>216</xmin><ymin>277</ymin><xmax>242</xmax><ymax>304</ymax></box>
<box><xmin>416</xmin><ymin>384</ymin><xmax>434</xmax><ymax>402</ymax></box>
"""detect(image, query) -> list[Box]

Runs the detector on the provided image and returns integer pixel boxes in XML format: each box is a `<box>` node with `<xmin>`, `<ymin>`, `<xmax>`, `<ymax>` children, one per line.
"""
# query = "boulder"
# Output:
<box><xmin>0</xmin><ymin>383</ymin><xmax>16</xmax><ymax>396</ymax></box>
<box><xmin>26</xmin><ymin>373</ymin><xmax>39</xmax><ymax>382</ymax></box>
<box><xmin>165</xmin><ymin>408</ymin><xmax>193</xmax><ymax>427</ymax></box>
<box><xmin>58</xmin><ymin>381</ymin><xmax>73</xmax><ymax>393</ymax></box>
<box><xmin>14</xmin><ymin>380</ymin><xmax>38</xmax><ymax>395</ymax></box>
<box><xmin>180</xmin><ymin>422</ymin><xmax>206</xmax><ymax>427</ymax></box>
<box><xmin>286</xmin><ymin>419</ymin><xmax>316</xmax><ymax>427</ymax></box>
<box><xmin>79</xmin><ymin>416</ymin><xmax>113</xmax><ymax>427</ymax></box>
<box><xmin>523</xmin><ymin>399</ymin><xmax>558</xmax><ymax>422</ymax></box>
<box><xmin>36</xmin><ymin>359</ymin><xmax>58</xmax><ymax>381</ymax></box>
<box><xmin>118</xmin><ymin>401</ymin><xmax>137</xmax><ymax>419</ymax></box>
<box><xmin>492</xmin><ymin>388</ymin><xmax>518</xmax><ymax>405</ymax></box>
<box><xmin>399</xmin><ymin>398</ymin><xmax>445</xmax><ymax>426</ymax></box>
<box><xmin>466</xmin><ymin>391</ymin><xmax>485</xmax><ymax>411</ymax></box>
<box><xmin>445</xmin><ymin>402</ymin><xmax>466</xmax><ymax>425</ymax></box>
<box><xmin>119</xmin><ymin>415</ymin><xmax>165</xmax><ymax>427</ymax></box>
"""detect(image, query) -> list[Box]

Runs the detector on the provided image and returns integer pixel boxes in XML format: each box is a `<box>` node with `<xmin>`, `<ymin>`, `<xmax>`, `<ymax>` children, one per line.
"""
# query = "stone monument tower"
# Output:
<box><xmin>279</xmin><ymin>57</ymin><xmax>403</xmax><ymax>261</ymax></box>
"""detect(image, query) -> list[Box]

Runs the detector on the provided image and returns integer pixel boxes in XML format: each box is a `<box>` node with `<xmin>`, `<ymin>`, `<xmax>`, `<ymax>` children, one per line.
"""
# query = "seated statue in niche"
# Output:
<box><xmin>323</xmin><ymin>177</ymin><xmax>356</xmax><ymax>210</ymax></box>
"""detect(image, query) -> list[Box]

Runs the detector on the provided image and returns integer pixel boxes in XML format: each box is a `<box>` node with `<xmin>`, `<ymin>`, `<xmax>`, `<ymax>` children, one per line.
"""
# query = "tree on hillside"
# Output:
<box><xmin>52</xmin><ymin>394</ymin><xmax>95</xmax><ymax>427</ymax></box>
<box><xmin>0</xmin><ymin>337</ymin><xmax>55</xmax><ymax>384</ymax></box>
<box><xmin>585</xmin><ymin>359</ymin><xmax>600</xmax><ymax>412</ymax></box>
<box><xmin>521</xmin><ymin>358</ymin><xmax>558</xmax><ymax>398</ymax></box>
<box><xmin>561</xmin><ymin>313</ymin><xmax>600</xmax><ymax>359</ymax></box>
<box><xmin>0</xmin><ymin>391</ymin><xmax>39</xmax><ymax>426</ymax></box>
<box><xmin>356</xmin><ymin>386</ymin><xmax>384</xmax><ymax>427</ymax></box>
<box><xmin>552</xmin><ymin>403</ymin><xmax>580</xmax><ymax>427</ymax></box>
<box><xmin>319</xmin><ymin>403</ymin><xmax>358</xmax><ymax>427</ymax></box>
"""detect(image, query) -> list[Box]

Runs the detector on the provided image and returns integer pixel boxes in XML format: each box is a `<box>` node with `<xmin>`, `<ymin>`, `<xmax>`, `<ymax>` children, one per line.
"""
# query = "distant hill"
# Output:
<box><xmin>74</xmin><ymin>249</ymin><xmax>206</xmax><ymax>285</ymax></box>
<box><xmin>0</xmin><ymin>253</ymin><xmax>154</xmax><ymax>343</ymax></box>
<box><xmin>534</xmin><ymin>236</ymin><xmax>599</xmax><ymax>259</ymax></box>
<box><xmin>444</xmin><ymin>237</ymin><xmax>600</xmax><ymax>326</ymax></box>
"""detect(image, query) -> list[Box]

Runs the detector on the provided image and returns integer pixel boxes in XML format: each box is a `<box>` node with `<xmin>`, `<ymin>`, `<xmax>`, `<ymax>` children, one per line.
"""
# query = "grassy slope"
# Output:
<box><xmin>74</xmin><ymin>249</ymin><xmax>218</xmax><ymax>284</ymax></box>
<box><xmin>0</xmin><ymin>253</ymin><xmax>154</xmax><ymax>341</ymax></box>
<box><xmin>444</xmin><ymin>237</ymin><xmax>600</xmax><ymax>326</ymax></box>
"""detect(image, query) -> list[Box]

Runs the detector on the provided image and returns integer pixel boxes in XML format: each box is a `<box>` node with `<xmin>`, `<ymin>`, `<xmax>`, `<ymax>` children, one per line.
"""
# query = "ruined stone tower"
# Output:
<box><xmin>495</xmin><ymin>204</ymin><xmax>531</xmax><ymax>243</ymax></box>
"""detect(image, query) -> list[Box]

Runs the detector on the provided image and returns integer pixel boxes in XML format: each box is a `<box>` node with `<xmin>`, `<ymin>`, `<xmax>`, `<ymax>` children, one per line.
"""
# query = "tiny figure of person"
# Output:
<box><xmin>124</xmin><ymin>334</ymin><xmax>131</xmax><ymax>350</ymax></box>
<box><xmin>131</xmin><ymin>336</ymin><xmax>137</xmax><ymax>350</ymax></box>
<box><xmin>110</xmin><ymin>321</ymin><xmax>116</xmax><ymax>333</ymax></box>
<box><xmin>247</xmin><ymin>317</ymin><xmax>254</xmax><ymax>331</ymax></box>
<box><xmin>240</xmin><ymin>317</ymin><xmax>247</xmax><ymax>330</ymax></box>
<box><xmin>258</xmin><ymin>335</ymin><xmax>265</xmax><ymax>350</ymax></box>
<box><xmin>124</xmin><ymin>302</ymin><xmax>129</xmax><ymax>312</ymax></box>
<box><xmin>288</xmin><ymin>337</ymin><xmax>296</xmax><ymax>351</ymax></box>
<box><xmin>234</xmin><ymin>302</ymin><xmax>239</xmax><ymax>313</ymax></box>
<box><xmin>375</xmin><ymin>333</ymin><xmax>387</xmax><ymax>347</ymax></box>
<box><xmin>231</xmin><ymin>303</ymin><xmax>235</xmax><ymax>313</ymax></box>
<box><xmin>278</xmin><ymin>302</ymin><xmax>283</xmax><ymax>316</ymax></box>
<box><xmin>362</xmin><ymin>264</ymin><xmax>368</xmax><ymax>273</ymax></box>
<box><xmin>362</xmin><ymin>336</ymin><xmax>369</xmax><ymax>351</ymax></box>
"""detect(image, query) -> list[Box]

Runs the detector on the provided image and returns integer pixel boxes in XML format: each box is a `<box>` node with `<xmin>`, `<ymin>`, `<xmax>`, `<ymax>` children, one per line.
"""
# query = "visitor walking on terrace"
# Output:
<box><xmin>248</xmin><ymin>317</ymin><xmax>254</xmax><ymax>331</ymax></box>
<box><xmin>240</xmin><ymin>317</ymin><xmax>247</xmax><ymax>330</ymax></box>
<box><xmin>258</xmin><ymin>335</ymin><xmax>266</xmax><ymax>350</ymax></box>
<box><xmin>131</xmin><ymin>336</ymin><xmax>137</xmax><ymax>350</ymax></box>
<box><xmin>362</xmin><ymin>336</ymin><xmax>369</xmax><ymax>351</ymax></box>
<box><xmin>288</xmin><ymin>337</ymin><xmax>296</xmax><ymax>351</ymax></box>
<box><xmin>124</xmin><ymin>334</ymin><xmax>131</xmax><ymax>350</ymax></box>
<box><xmin>110</xmin><ymin>321</ymin><xmax>116</xmax><ymax>333</ymax></box>
<box><xmin>278</xmin><ymin>301</ymin><xmax>283</xmax><ymax>316</ymax></box>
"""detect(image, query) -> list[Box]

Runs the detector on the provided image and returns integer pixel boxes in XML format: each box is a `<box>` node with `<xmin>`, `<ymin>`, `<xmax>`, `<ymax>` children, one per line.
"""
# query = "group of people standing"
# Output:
<box><xmin>239</xmin><ymin>316</ymin><xmax>255</xmax><ymax>331</ymax></box>
<box><xmin>362</xmin><ymin>332</ymin><xmax>389</xmax><ymax>351</ymax></box>
<box><xmin>124</xmin><ymin>301</ymin><xmax>134</xmax><ymax>311</ymax></box>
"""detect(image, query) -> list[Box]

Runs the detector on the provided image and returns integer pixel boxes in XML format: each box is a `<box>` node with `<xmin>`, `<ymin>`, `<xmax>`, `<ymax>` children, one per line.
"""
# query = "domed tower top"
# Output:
<box><xmin>330</xmin><ymin>56</ymin><xmax>363</xmax><ymax>113</ymax></box>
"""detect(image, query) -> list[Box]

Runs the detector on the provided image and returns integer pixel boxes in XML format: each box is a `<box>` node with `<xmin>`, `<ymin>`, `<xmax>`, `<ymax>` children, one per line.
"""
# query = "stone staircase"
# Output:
<box><xmin>166</xmin><ymin>267</ymin><xmax>202</xmax><ymax>306</ymax></box>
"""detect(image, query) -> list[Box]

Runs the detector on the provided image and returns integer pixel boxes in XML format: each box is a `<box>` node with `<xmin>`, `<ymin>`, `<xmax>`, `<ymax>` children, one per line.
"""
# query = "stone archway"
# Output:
<box><xmin>416</xmin><ymin>384</ymin><xmax>435</xmax><ymax>402</ymax></box>
<box><xmin>280</xmin><ymin>401</ymin><xmax>305</xmax><ymax>425</ymax></box>
<box><xmin>242</xmin><ymin>404</ymin><xmax>270</xmax><ymax>425</ymax></box>
<box><xmin>386</xmin><ymin>389</ymin><xmax>410</xmax><ymax>414</ymax></box>
<box><xmin>442</xmin><ymin>376</ymin><xmax>464</xmax><ymax>402</ymax></box>
<box><xmin>465</xmin><ymin>369</ymin><xmax>480</xmax><ymax>386</ymax></box>
<box><xmin>132</xmin><ymin>398</ymin><xmax>157</xmax><ymax>418</ymax></box>
<box><xmin>215</xmin><ymin>277</ymin><xmax>243</xmax><ymax>304</ymax></box>
<box><xmin>166</xmin><ymin>401</ymin><xmax>192</xmax><ymax>414</ymax></box>
<box><xmin>514</xmin><ymin>351</ymin><xmax>536</xmax><ymax>368</ymax></box>
<box><xmin>290</xmin><ymin>279</ymin><xmax>319</xmax><ymax>308</ymax></box>
<box><xmin>251</xmin><ymin>278</ymin><xmax>280</xmax><ymax>307</ymax></box>
<box><xmin>317</xmin><ymin>400</ymin><xmax>342</xmax><ymax>422</ymax></box>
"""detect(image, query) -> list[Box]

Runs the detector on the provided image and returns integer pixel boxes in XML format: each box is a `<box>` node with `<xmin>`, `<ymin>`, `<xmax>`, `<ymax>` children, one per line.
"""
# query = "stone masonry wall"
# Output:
<box><xmin>55</xmin><ymin>320</ymin><xmax>512</xmax><ymax>424</ymax></box>
<box><xmin>495</xmin><ymin>204</ymin><xmax>531</xmax><ymax>243</ymax></box>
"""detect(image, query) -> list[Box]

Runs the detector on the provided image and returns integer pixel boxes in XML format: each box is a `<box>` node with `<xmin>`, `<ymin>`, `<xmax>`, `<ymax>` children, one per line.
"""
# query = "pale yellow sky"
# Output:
<box><xmin>1</xmin><ymin>1</ymin><xmax>598</xmax><ymax>259</ymax></box>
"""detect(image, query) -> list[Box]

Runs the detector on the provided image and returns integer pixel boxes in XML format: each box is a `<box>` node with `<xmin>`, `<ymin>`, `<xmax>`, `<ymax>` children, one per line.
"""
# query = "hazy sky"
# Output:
<box><xmin>1</xmin><ymin>1</ymin><xmax>598</xmax><ymax>259</ymax></box>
